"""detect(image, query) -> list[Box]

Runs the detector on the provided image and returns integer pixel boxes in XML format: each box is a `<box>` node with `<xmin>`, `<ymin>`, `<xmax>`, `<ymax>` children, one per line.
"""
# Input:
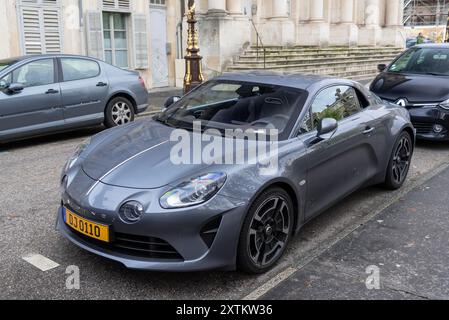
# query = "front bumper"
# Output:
<box><xmin>56</xmin><ymin>203</ymin><xmax>246</xmax><ymax>272</ymax></box>
<box><xmin>409</xmin><ymin>106</ymin><xmax>449</xmax><ymax>141</ymax></box>
<box><xmin>56</xmin><ymin>168</ymin><xmax>247</xmax><ymax>272</ymax></box>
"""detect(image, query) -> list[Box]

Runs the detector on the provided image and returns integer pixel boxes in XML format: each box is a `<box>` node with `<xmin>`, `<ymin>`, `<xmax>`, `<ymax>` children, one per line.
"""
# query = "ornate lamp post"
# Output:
<box><xmin>446</xmin><ymin>8</ymin><xmax>449</xmax><ymax>42</ymax></box>
<box><xmin>184</xmin><ymin>0</ymin><xmax>204</xmax><ymax>93</ymax></box>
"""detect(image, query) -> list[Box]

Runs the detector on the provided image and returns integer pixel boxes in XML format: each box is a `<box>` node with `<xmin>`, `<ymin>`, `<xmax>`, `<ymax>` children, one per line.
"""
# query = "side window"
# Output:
<box><xmin>61</xmin><ymin>58</ymin><xmax>100</xmax><ymax>82</ymax></box>
<box><xmin>303</xmin><ymin>86</ymin><xmax>362</xmax><ymax>131</ymax></box>
<box><xmin>0</xmin><ymin>73</ymin><xmax>12</xmax><ymax>89</ymax></box>
<box><xmin>299</xmin><ymin>109</ymin><xmax>313</xmax><ymax>133</ymax></box>
<box><xmin>389</xmin><ymin>49</ymin><xmax>415</xmax><ymax>72</ymax></box>
<box><xmin>12</xmin><ymin>59</ymin><xmax>55</xmax><ymax>88</ymax></box>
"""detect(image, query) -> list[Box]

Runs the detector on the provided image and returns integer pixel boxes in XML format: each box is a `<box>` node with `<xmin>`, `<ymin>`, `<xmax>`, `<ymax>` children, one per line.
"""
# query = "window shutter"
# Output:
<box><xmin>86</xmin><ymin>11</ymin><xmax>104</xmax><ymax>60</ymax></box>
<box><xmin>19</xmin><ymin>0</ymin><xmax>62</xmax><ymax>55</ymax></box>
<box><xmin>20</xmin><ymin>6</ymin><xmax>43</xmax><ymax>54</ymax></box>
<box><xmin>133</xmin><ymin>14</ymin><xmax>149</xmax><ymax>69</ymax></box>
<box><xmin>43</xmin><ymin>7</ymin><xmax>62</xmax><ymax>53</ymax></box>
<box><xmin>118</xmin><ymin>0</ymin><xmax>131</xmax><ymax>10</ymax></box>
<box><xmin>102</xmin><ymin>0</ymin><xmax>130</xmax><ymax>11</ymax></box>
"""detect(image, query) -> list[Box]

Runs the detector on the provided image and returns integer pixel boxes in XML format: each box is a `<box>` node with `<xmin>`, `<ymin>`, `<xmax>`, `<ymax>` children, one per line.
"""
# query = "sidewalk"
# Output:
<box><xmin>263</xmin><ymin>166</ymin><xmax>449</xmax><ymax>300</ymax></box>
<box><xmin>140</xmin><ymin>87</ymin><xmax>183</xmax><ymax>116</ymax></box>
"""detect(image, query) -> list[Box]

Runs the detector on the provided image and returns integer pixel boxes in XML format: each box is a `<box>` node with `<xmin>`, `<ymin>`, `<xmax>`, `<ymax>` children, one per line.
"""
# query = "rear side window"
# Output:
<box><xmin>61</xmin><ymin>58</ymin><xmax>100</xmax><ymax>81</ymax></box>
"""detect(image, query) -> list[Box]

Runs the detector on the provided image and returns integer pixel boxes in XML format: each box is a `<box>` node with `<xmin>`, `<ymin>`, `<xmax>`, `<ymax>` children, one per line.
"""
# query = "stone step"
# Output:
<box><xmin>226</xmin><ymin>46</ymin><xmax>402</xmax><ymax>80</ymax></box>
<box><xmin>293</xmin><ymin>70</ymin><xmax>379</xmax><ymax>80</ymax></box>
<box><xmin>228</xmin><ymin>58</ymin><xmax>393</xmax><ymax>71</ymax></box>
<box><xmin>245</xmin><ymin>47</ymin><xmax>404</xmax><ymax>54</ymax></box>
<box><xmin>233</xmin><ymin>54</ymin><xmax>398</xmax><ymax>66</ymax></box>
<box><xmin>239</xmin><ymin>51</ymin><xmax>401</xmax><ymax>60</ymax></box>
<box><xmin>248</xmin><ymin>45</ymin><xmax>402</xmax><ymax>48</ymax></box>
<box><xmin>227</xmin><ymin>65</ymin><xmax>382</xmax><ymax>79</ymax></box>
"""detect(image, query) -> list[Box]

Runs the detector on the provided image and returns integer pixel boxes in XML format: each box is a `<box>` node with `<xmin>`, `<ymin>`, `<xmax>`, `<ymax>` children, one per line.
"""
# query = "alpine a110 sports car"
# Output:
<box><xmin>371</xmin><ymin>44</ymin><xmax>449</xmax><ymax>141</ymax></box>
<box><xmin>57</xmin><ymin>72</ymin><xmax>415</xmax><ymax>273</ymax></box>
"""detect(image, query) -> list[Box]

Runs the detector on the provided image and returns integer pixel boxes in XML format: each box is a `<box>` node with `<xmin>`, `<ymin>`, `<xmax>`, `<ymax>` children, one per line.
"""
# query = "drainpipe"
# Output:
<box><xmin>79</xmin><ymin>0</ymin><xmax>86</xmax><ymax>55</ymax></box>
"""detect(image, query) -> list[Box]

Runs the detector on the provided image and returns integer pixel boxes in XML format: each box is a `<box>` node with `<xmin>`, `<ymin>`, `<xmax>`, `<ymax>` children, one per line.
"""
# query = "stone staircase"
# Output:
<box><xmin>226</xmin><ymin>46</ymin><xmax>404</xmax><ymax>81</ymax></box>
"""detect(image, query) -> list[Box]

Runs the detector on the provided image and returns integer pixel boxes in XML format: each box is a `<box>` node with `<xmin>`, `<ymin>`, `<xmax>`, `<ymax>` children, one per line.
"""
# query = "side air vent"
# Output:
<box><xmin>200</xmin><ymin>216</ymin><xmax>222</xmax><ymax>248</ymax></box>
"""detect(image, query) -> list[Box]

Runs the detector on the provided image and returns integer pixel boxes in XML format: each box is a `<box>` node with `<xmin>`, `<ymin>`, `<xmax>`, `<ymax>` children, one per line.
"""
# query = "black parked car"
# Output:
<box><xmin>371</xmin><ymin>44</ymin><xmax>449</xmax><ymax>141</ymax></box>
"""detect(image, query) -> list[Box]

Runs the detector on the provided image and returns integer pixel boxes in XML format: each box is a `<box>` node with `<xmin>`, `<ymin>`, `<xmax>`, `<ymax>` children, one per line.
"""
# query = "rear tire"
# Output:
<box><xmin>104</xmin><ymin>97</ymin><xmax>135</xmax><ymax>128</ymax></box>
<box><xmin>384</xmin><ymin>131</ymin><xmax>413</xmax><ymax>190</ymax></box>
<box><xmin>237</xmin><ymin>187</ymin><xmax>294</xmax><ymax>274</ymax></box>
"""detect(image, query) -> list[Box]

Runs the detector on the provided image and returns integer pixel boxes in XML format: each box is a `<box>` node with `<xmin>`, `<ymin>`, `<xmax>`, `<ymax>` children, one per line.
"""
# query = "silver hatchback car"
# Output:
<box><xmin>0</xmin><ymin>55</ymin><xmax>149</xmax><ymax>143</ymax></box>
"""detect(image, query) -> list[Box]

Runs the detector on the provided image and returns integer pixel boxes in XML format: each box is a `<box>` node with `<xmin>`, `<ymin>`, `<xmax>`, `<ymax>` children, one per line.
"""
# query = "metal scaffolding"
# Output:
<box><xmin>404</xmin><ymin>0</ymin><xmax>449</xmax><ymax>26</ymax></box>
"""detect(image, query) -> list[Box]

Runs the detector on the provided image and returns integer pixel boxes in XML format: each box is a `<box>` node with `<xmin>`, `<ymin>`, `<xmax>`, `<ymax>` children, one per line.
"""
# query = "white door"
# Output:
<box><xmin>150</xmin><ymin>7</ymin><xmax>169</xmax><ymax>88</ymax></box>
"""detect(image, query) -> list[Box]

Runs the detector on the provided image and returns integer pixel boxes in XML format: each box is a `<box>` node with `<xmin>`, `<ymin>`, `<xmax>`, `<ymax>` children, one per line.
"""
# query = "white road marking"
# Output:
<box><xmin>22</xmin><ymin>254</ymin><xmax>60</xmax><ymax>272</ymax></box>
<box><xmin>243</xmin><ymin>267</ymin><xmax>297</xmax><ymax>300</ymax></box>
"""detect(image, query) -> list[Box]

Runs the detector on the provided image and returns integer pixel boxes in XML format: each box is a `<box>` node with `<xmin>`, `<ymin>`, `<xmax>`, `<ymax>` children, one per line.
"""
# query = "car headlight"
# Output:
<box><xmin>160</xmin><ymin>173</ymin><xmax>227</xmax><ymax>209</ymax></box>
<box><xmin>438</xmin><ymin>99</ymin><xmax>449</xmax><ymax>110</ymax></box>
<box><xmin>64</xmin><ymin>138</ymin><xmax>91</xmax><ymax>172</ymax></box>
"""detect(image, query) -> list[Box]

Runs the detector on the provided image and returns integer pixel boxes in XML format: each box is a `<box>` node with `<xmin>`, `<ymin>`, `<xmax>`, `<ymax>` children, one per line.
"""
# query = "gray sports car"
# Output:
<box><xmin>0</xmin><ymin>55</ymin><xmax>148</xmax><ymax>143</ymax></box>
<box><xmin>57</xmin><ymin>73</ymin><xmax>415</xmax><ymax>273</ymax></box>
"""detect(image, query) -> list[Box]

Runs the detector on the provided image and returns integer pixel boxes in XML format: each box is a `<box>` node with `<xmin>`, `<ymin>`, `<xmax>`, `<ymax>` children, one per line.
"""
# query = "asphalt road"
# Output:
<box><xmin>264</xmin><ymin>165</ymin><xmax>449</xmax><ymax>300</ymax></box>
<box><xmin>1</xmin><ymin>115</ymin><xmax>449</xmax><ymax>300</ymax></box>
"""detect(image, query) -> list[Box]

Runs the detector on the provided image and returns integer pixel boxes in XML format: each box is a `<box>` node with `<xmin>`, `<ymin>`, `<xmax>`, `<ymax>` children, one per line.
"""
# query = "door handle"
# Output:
<box><xmin>96</xmin><ymin>82</ymin><xmax>108</xmax><ymax>87</ymax></box>
<box><xmin>45</xmin><ymin>89</ymin><xmax>59</xmax><ymax>94</ymax></box>
<box><xmin>363</xmin><ymin>127</ymin><xmax>375</xmax><ymax>134</ymax></box>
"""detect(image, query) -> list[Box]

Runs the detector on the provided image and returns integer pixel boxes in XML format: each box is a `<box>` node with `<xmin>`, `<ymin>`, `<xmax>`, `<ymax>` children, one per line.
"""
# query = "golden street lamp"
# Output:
<box><xmin>183</xmin><ymin>0</ymin><xmax>204</xmax><ymax>93</ymax></box>
<box><xmin>446</xmin><ymin>8</ymin><xmax>449</xmax><ymax>42</ymax></box>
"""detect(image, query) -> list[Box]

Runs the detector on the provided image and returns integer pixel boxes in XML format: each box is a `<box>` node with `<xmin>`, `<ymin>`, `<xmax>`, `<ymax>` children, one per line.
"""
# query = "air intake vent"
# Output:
<box><xmin>200</xmin><ymin>216</ymin><xmax>222</xmax><ymax>248</ymax></box>
<box><xmin>68</xmin><ymin>227</ymin><xmax>184</xmax><ymax>261</ymax></box>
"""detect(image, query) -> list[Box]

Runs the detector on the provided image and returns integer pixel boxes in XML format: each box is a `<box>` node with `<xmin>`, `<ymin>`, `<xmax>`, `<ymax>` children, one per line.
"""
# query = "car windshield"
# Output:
<box><xmin>156</xmin><ymin>80</ymin><xmax>307</xmax><ymax>139</ymax></box>
<box><xmin>389</xmin><ymin>48</ymin><xmax>449</xmax><ymax>76</ymax></box>
<box><xmin>0</xmin><ymin>59</ymin><xmax>17</xmax><ymax>72</ymax></box>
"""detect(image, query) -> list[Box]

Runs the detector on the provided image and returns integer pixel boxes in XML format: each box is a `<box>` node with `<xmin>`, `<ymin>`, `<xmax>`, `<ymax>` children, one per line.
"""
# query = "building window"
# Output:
<box><xmin>150</xmin><ymin>0</ymin><xmax>166</xmax><ymax>6</ymax></box>
<box><xmin>103</xmin><ymin>12</ymin><xmax>129</xmax><ymax>68</ymax></box>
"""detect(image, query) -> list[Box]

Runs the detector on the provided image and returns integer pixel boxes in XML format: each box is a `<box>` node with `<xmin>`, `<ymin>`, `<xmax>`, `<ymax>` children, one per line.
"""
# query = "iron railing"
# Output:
<box><xmin>250</xmin><ymin>19</ymin><xmax>267</xmax><ymax>69</ymax></box>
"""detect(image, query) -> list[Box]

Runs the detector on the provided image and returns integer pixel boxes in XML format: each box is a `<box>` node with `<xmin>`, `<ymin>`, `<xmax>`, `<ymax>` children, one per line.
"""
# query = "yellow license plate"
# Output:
<box><xmin>65</xmin><ymin>208</ymin><xmax>110</xmax><ymax>243</ymax></box>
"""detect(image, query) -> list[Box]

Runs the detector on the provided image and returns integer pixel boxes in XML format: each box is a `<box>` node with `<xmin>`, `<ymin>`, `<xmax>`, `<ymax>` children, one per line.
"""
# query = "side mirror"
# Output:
<box><xmin>7</xmin><ymin>83</ymin><xmax>24</xmax><ymax>93</ymax></box>
<box><xmin>377</xmin><ymin>64</ymin><xmax>387</xmax><ymax>72</ymax></box>
<box><xmin>164</xmin><ymin>96</ymin><xmax>181</xmax><ymax>108</ymax></box>
<box><xmin>317</xmin><ymin>118</ymin><xmax>338</xmax><ymax>138</ymax></box>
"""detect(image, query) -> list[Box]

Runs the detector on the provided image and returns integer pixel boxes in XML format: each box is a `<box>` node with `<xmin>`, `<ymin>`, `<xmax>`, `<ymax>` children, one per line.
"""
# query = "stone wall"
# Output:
<box><xmin>196</xmin><ymin>0</ymin><xmax>406</xmax><ymax>77</ymax></box>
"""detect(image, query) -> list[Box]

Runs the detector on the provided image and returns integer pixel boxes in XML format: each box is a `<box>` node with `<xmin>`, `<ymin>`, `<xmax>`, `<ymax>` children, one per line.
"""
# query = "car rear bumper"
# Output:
<box><xmin>136</xmin><ymin>103</ymin><xmax>149</xmax><ymax>114</ymax></box>
<box><xmin>409</xmin><ymin>106</ymin><xmax>449</xmax><ymax>141</ymax></box>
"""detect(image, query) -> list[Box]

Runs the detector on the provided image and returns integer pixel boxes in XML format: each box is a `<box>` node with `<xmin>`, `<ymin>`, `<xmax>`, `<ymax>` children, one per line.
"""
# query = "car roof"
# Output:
<box><xmin>0</xmin><ymin>54</ymin><xmax>101</xmax><ymax>64</ymax></box>
<box><xmin>215</xmin><ymin>71</ymin><xmax>350</xmax><ymax>90</ymax></box>
<box><xmin>414</xmin><ymin>43</ymin><xmax>449</xmax><ymax>49</ymax></box>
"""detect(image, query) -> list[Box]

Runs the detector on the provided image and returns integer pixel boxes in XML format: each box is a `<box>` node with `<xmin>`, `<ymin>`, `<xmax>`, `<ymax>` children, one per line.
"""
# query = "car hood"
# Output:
<box><xmin>371</xmin><ymin>72</ymin><xmax>449</xmax><ymax>104</ymax></box>
<box><xmin>81</xmin><ymin>119</ymin><xmax>267</xmax><ymax>189</ymax></box>
<box><xmin>81</xmin><ymin>120</ymin><xmax>205</xmax><ymax>189</ymax></box>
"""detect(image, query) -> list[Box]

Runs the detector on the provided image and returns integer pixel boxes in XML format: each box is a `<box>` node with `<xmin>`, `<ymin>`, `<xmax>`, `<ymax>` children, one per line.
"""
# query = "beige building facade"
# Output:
<box><xmin>0</xmin><ymin>0</ymin><xmax>182</xmax><ymax>89</ymax></box>
<box><xmin>0</xmin><ymin>0</ymin><xmax>405</xmax><ymax>88</ymax></box>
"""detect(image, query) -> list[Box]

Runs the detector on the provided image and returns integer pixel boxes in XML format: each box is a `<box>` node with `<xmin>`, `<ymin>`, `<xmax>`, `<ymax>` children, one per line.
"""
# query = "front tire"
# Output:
<box><xmin>104</xmin><ymin>97</ymin><xmax>135</xmax><ymax>128</ymax></box>
<box><xmin>384</xmin><ymin>131</ymin><xmax>413</xmax><ymax>190</ymax></box>
<box><xmin>237</xmin><ymin>187</ymin><xmax>294</xmax><ymax>274</ymax></box>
